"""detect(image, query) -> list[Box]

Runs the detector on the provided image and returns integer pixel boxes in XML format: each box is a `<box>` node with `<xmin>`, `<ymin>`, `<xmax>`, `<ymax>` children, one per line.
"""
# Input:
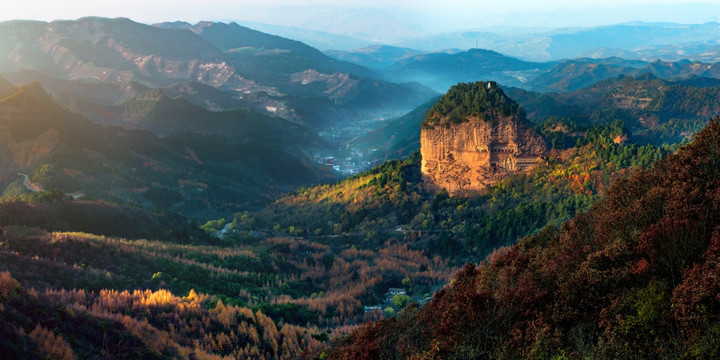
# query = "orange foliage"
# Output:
<box><xmin>29</xmin><ymin>324</ymin><xmax>75</xmax><ymax>360</ymax></box>
<box><xmin>0</xmin><ymin>271</ymin><xmax>20</xmax><ymax>297</ymax></box>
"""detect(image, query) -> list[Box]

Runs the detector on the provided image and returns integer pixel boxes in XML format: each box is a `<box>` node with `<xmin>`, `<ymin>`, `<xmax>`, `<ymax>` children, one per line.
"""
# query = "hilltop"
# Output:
<box><xmin>420</xmin><ymin>82</ymin><xmax>546</xmax><ymax>195</ymax></box>
<box><xmin>420</xmin><ymin>81</ymin><xmax>523</xmax><ymax>129</ymax></box>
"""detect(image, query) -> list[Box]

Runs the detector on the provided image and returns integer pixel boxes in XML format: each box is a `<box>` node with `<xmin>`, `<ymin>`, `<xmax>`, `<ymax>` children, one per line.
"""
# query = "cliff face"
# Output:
<box><xmin>421</xmin><ymin>115</ymin><xmax>546</xmax><ymax>195</ymax></box>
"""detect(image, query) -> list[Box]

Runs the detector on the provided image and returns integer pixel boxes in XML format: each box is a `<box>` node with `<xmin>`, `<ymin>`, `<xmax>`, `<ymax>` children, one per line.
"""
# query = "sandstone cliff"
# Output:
<box><xmin>421</xmin><ymin>82</ymin><xmax>546</xmax><ymax>195</ymax></box>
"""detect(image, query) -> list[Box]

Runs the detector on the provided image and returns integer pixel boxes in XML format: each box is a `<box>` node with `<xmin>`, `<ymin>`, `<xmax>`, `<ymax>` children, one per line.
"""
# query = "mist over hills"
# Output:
<box><xmin>3</xmin><ymin>12</ymin><xmax>720</xmax><ymax>359</ymax></box>
<box><xmin>234</xmin><ymin>20</ymin><xmax>372</xmax><ymax>51</ymax></box>
<box><xmin>0</xmin><ymin>17</ymin><xmax>435</xmax><ymax>125</ymax></box>
<box><xmin>313</xmin><ymin>21</ymin><xmax>720</xmax><ymax>95</ymax></box>
<box><xmin>0</xmin><ymin>80</ymin><xmax>336</xmax><ymax>218</ymax></box>
<box><xmin>321</xmin><ymin>21</ymin><xmax>720</xmax><ymax>62</ymax></box>
<box><xmin>324</xmin><ymin>45</ymin><xmax>428</xmax><ymax>70</ymax></box>
<box><xmin>327</xmin><ymin>43</ymin><xmax>720</xmax><ymax>94</ymax></box>
<box><xmin>0</xmin><ymin>16</ymin><xmax>438</xmax><ymax>214</ymax></box>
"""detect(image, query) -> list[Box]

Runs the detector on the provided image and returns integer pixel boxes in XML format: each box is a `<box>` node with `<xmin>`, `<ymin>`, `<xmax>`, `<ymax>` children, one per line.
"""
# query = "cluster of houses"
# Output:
<box><xmin>363</xmin><ymin>288</ymin><xmax>408</xmax><ymax>313</ymax></box>
<box><xmin>384</xmin><ymin>288</ymin><xmax>406</xmax><ymax>301</ymax></box>
<box><xmin>363</xmin><ymin>287</ymin><xmax>436</xmax><ymax>313</ymax></box>
<box><xmin>315</xmin><ymin>155</ymin><xmax>375</xmax><ymax>176</ymax></box>
<box><xmin>363</xmin><ymin>305</ymin><xmax>382</xmax><ymax>312</ymax></box>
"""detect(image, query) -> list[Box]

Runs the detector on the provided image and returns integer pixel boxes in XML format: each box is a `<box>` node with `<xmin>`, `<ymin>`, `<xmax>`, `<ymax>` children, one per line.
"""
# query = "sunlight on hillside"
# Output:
<box><xmin>1</xmin><ymin>3</ymin><xmax>720</xmax><ymax>358</ymax></box>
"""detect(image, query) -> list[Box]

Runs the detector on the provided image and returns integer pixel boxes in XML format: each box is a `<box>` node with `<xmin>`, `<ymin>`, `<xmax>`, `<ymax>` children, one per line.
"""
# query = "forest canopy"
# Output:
<box><xmin>421</xmin><ymin>81</ymin><xmax>523</xmax><ymax>129</ymax></box>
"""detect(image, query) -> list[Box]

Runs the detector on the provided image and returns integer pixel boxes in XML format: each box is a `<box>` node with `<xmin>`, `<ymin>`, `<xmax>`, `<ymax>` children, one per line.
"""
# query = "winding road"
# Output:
<box><xmin>17</xmin><ymin>173</ymin><xmax>40</xmax><ymax>192</ymax></box>
<box><xmin>16</xmin><ymin>173</ymin><xmax>84</xmax><ymax>199</ymax></box>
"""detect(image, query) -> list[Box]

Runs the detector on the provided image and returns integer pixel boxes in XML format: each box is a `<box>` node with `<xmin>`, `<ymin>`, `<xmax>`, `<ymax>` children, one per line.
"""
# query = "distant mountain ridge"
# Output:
<box><xmin>508</xmin><ymin>74</ymin><xmax>720</xmax><ymax>135</ymax></box>
<box><xmin>529</xmin><ymin>58</ymin><xmax>720</xmax><ymax>92</ymax></box>
<box><xmin>338</xmin><ymin>45</ymin><xmax>720</xmax><ymax>94</ymax></box>
<box><xmin>0</xmin><ymin>17</ymin><xmax>264</xmax><ymax>95</ymax></box>
<box><xmin>156</xmin><ymin>20</ymin><xmax>374</xmax><ymax>78</ymax></box>
<box><xmin>386</xmin><ymin>48</ymin><xmax>544</xmax><ymax>91</ymax></box>
<box><xmin>0</xmin><ymin>17</ymin><xmax>436</xmax><ymax>129</ymax></box>
<box><xmin>390</xmin><ymin>22</ymin><xmax>720</xmax><ymax>62</ymax></box>
<box><xmin>360</xmin><ymin>75</ymin><xmax>720</xmax><ymax>161</ymax></box>
<box><xmin>324</xmin><ymin>45</ymin><xmax>427</xmax><ymax>70</ymax></box>
<box><xmin>321</xmin><ymin>22</ymin><xmax>720</xmax><ymax>94</ymax></box>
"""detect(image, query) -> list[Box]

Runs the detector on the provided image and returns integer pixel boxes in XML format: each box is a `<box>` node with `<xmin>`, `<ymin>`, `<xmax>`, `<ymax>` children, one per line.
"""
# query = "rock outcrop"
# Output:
<box><xmin>421</xmin><ymin>82</ymin><xmax>546</xmax><ymax>195</ymax></box>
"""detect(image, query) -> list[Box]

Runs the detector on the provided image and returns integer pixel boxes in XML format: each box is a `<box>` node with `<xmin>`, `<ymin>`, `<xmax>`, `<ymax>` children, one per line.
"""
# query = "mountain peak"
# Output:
<box><xmin>421</xmin><ymin>81</ymin><xmax>523</xmax><ymax>129</ymax></box>
<box><xmin>187</xmin><ymin>20</ymin><xmax>320</xmax><ymax>56</ymax></box>
<box><xmin>466</xmin><ymin>48</ymin><xmax>505</xmax><ymax>57</ymax></box>
<box><xmin>152</xmin><ymin>20</ymin><xmax>193</xmax><ymax>30</ymax></box>
<box><xmin>420</xmin><ymin>81</ymin><xmax>545</xmax><ymax>195</ymax></box>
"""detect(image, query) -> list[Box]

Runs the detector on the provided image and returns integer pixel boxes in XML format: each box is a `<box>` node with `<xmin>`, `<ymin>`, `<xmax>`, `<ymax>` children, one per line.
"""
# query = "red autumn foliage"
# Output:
<box><xmin>321</xmin><ymin>117</ymin><xmax>720</xmax><ymax>359</ymax></box>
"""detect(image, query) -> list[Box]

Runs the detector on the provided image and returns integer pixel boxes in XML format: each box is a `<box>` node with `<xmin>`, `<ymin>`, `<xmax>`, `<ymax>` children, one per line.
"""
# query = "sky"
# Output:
<box><xmin>3</xmin><ymin>0</ymin><xmax>720</xmax><ymax>42</ymax></box>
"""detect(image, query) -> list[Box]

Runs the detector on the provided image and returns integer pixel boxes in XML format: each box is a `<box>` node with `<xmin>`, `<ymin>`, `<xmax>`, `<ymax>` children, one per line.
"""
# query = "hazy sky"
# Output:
<box><xmin>3</xmin><ymin>0</ymin><xmax>720</xmax><ymax>41</ymax></box>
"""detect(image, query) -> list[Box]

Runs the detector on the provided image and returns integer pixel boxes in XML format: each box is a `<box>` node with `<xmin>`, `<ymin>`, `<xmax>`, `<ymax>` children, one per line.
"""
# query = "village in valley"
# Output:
<box><xmin>314</xmin><ymin>111</ymin><xmax>403</xmax><ymax>176</ymax></box>
<box><xmin>315</xmin><ymin>153</ymin><xmax>376</xmax><ymax>176</ymax></box>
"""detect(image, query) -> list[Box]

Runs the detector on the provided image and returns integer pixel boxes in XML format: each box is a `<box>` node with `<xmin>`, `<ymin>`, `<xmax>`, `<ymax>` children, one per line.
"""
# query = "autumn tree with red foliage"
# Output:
<box><xmin>321</xmin><ymin>117</ymin><xmax>720</xmax><ymax>359</ymax></box>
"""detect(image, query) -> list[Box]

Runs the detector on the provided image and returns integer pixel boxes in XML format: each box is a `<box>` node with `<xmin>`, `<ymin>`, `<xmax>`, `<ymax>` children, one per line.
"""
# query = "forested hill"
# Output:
<box><xmin>321</xmin><ymin>117</ymin><xmax>720</xmax><ymax>359</ymax></box>
<box><xmin>505</xmin><ymin>74</ymin><xmax>720</xmax><ymax>146</ymax></box>
<box><xmin>421</xmin><ymin>81</ymin><xmax>522</xmax><ymax>129</ymax></box>
<box><xmin>254</xmin><ymin>118</ymin><xmax>665</xmax><ymax>264</ymax></box>
<box><xmin>0</xmin><ymin>82</ymin><xmax>336</xmax><ymax>218</ymax></box>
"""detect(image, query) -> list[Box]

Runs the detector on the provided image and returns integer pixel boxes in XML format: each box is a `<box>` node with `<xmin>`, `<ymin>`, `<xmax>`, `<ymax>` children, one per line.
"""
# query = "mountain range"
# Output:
<box><xmin>342</xmin><ymin>22</ymin><xmax>720</xmax><ymax>62</ymax></box>
<box><xmin>0</xmin><ymin>17</ymin><xmax>436</xmax><ymax>127</ymax></box>
<box><xmin>327</xmin><ymin>46</ymin><xmax>720</xmax><ymax>94</ymax></box>
<box><xmin>249</xmin><ymin>20</ymin><xmax>720</xmax><ymax>65</ymax></box>
<box><xmin>0</xmin><ymin>16</ymin><xmax>442</xmax><ymax>217</ymax></box>
<box><xmin>2</xmin><ymin>14</ymin><xmax>720</xmax><ymax>359</ymax></box>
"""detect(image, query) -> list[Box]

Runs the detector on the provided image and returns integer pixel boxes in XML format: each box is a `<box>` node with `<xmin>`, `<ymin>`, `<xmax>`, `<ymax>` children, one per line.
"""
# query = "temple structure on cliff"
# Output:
<box><xmin>420</xmin><ymin>82</ymin><xmax>547</xmax><ymax>195</ymax></box>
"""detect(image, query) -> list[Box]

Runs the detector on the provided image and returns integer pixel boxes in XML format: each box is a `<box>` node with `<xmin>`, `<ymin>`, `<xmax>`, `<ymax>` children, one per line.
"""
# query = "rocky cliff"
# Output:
<box><xmin>420</xmin><ymin>82</ymin><xmax>546</xmax><ymax>195</ymax></box>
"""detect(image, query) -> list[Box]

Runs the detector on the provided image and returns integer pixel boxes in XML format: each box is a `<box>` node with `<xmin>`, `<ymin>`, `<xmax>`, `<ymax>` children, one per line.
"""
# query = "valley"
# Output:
<box><xmin>0</xmin><ymin>12</ymin><xmax>720</xmax><ymax>360</ymax></box>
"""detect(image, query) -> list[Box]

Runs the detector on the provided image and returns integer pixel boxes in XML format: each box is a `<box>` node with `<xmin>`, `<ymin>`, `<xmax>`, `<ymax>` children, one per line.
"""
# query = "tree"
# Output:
<box><xmin>200</xmin><ymin>218</ymin><xmax>226</xmax><ymax>234</ymax></box>
<box><xmin>383</xmin><ymin>307</ymin><xmax>395</xmax><ymax>318</ymax></box>
<box><xmin>401</xmin><ymin>277</ymin><xmax>414</xmax><ymax>294</ymax></box>
<box><xmin>392</xmin><ymin>294</ymin><xmax>411</xmax><ymax>309</ymax></box>
<box><xmin>239</xmin><ymin>212</ymin><xmax>254</xmax><ymax>229</ymax></box>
